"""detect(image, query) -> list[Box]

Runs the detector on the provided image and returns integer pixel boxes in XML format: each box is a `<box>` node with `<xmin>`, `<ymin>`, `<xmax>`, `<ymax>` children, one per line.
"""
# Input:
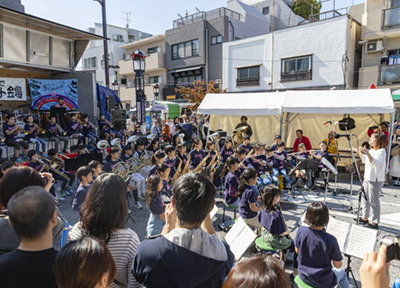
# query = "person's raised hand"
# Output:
<box><xmin>360</xmin><ymin>245</ymin><xmax>391</xmax><ymax>288</ymax></box>
<box><xmin>40</xmin><ymin>172</ymin><xmax>54</xmax><ymax>192</ymax></box>
<box><xmin>161</xmin><ymin>203</ymin><xmax>177</xmax><ymax>235</ymax></box>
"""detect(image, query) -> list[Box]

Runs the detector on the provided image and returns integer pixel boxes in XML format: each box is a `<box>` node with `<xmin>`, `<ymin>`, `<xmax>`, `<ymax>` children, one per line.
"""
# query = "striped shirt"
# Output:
<box><xmin>66</xmin><ymin>222</ymin><xmax>141</xmax><ymax>288</ymax></box>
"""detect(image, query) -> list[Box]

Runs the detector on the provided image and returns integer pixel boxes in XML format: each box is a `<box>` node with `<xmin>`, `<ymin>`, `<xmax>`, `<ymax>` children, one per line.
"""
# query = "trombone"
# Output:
<box><xmin>37</xmin><ymin>157</ymin><xmax>70</xmax><ymax>180</ymax></box>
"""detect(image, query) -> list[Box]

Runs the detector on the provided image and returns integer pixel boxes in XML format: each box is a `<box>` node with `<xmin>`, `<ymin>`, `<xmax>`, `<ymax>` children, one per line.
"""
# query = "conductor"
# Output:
<box><xmin>235</xmin><ymin>115</ymin><xmax>253</xmax><ymax>138</ymax></box>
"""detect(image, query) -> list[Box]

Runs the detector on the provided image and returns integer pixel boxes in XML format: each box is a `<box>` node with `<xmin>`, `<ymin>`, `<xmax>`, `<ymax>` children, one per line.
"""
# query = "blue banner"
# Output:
<box><xmin>28</xmin><ymin>78</ymin><xmax>78</xmax><ymax>110</ymax></box>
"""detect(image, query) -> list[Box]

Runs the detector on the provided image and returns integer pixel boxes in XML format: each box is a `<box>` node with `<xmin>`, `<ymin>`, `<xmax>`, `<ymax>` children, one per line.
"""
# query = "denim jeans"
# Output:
<box><xmin>273</xmin><ymin>168</ymin><xmax>291</xmax><ymax>185</ymax></box>
<box><xmin>270</xmin><ymin>169</ymin><xmax>280</xmax><ymax>186</ymax></box>
<box><xmin>29</xmin><ymin>138</ymin><xmax>46</xmax><ymax>153</ymax></box>
<box><xmin>332</xmin><ymin>268</ymin><xmax>350</xmax><ymax>288</ymax></box>
<box><xmin>85</xmin><ymin>133</ymin><xmax>100</xmax><ymax>144</ymax></box>
<box><xmin>146</xmin><ymin>212</ymin><xmax>165</xmax><ymax>237</ymax></box>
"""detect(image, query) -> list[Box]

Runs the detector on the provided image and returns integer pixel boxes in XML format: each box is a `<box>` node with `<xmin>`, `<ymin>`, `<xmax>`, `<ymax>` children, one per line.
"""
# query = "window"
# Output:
<box><xmin>262</xmin><ymin>7</ymin><xmax>269</xmax><ymax>15</ymax></box>
<box><xmin>149</xmin><ymin>76</ymin><xmax>159</xmax><ymax>84</ymax></box>
<box><xmin>175</xmin><ymin>75</ymin><xmax>202</xmax><ymax>86</ymax></box>
<box><xmin>211</xmin><ymin>35</ymin><xmax>222</xmax><ymax>45</ymax></box>
<box><xmin>391</xmin><ymin>0</ymin><xmax>400</xmax><ymax>8</ymax></box>
<box><xmin>236</xmin><ymin>66</ymin><xmax>260</xmax><ymax>87</ymax></box>
<box><xmin>148</xmin><ymin>47</ymin><xmax>158</xmax><ymax>55</ymax></box>
<box><xmin>281</xmin><ymin>55</ymin><xmax>312</xmax><ymax>82</ymax></box>
<box><xmin>100</xmin><ymin>53</ymin><xmax>112</xmax><ymax>67</ymax></box>
<box><xmin>172</xmin><ymin>39</ymin><xmax>199</xmax><ymax>59</ymax></box>
<box><xmin>84</xmin><ymin>57</ymin><xmax>96</xmax><ymax>69</ymax></box>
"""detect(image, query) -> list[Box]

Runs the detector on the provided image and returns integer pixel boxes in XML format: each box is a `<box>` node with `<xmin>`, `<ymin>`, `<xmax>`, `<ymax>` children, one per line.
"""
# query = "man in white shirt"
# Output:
<box><xmin>167</xmin><ymin>118</ymin><xmax>175</xmax><ymax>137</ymax></box>
<box><xmin>151</xmin><ymin>120</ymin><xmax>160</xmax><ymax>136</ymax></box>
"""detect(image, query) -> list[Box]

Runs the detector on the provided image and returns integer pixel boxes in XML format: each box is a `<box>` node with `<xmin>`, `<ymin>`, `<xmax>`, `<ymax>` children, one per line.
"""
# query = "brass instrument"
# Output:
<box><xmin>37</xmin><ymin>158</ymin><xmax>70</xmax><ymax>180</ymax></box>
<box><xmin>172</xmin><ymin>157</ymin><xmax>182</xmax><ymax>184</ymax></box>
<box><xmin>97</xmin><ymin>140</ymin><xmax>109</xmax><ymax>159</ymax></box>
<box><xmin>58</xmin><ymin>153</ymin><xmax>70</xmax><ymax>159</ymax></box>
<box><xmin>126</xmin><ymin>156</ymin><xmax>141</xmax><ymax>173</ymax></box>
<box><xmin>112</xmin><ymin>161</ymin><xmax>132</xmax><ymax>182</ymax></box>
<box><xmin>139</xmin><ymin>151</ymin><xmax>152</xmax><ymax>166</ymax></box>
<box><xmin>147</xmin><ymin>134</ymin><xmax>156</xmax><ymax>141</ymax></box>
<box><xmin>201</xmin><ymin>152</ymin><xmax>218</xmax><ymax>176</ymax></box>
<box><xmin>207</xmin><ymin>132</ymin><xmax>220</xmax><ymax>153</ymax></box>
<box><xmin>181</xmin><ymin>155</ymin><xmax>191</xmax><ymax>175</ymax></box>
<box><xmin>231</xmin><ymin>126</ymin><xmax>248</xmax><ymax>148</ymax></box>
<box><xmin>57</xmin><ymin>124</ymin><xmax>67</xmax><ymax>136</ymax></box>
<box><xmin>179</xmin><ymin>133</ymin><xmax>185</xmax><ymax>144</ymax></box>
<box><xmin>14</xmin><ymin>124</ymin><xmax>28</xmax><ymax>135</ymax></box>
<box><xmin>50</xmin><ymin>158</ymin><xmax>62</xmax><ymax>170</ymax></box>
<box><xmin>111</xmin><ymin>138</ymin><xmax>121</xmax><ymax>149</ymax></box>
<box><xmin>193</xmin><ymin>154</ymin><xmax>210</xmax><ymax>173</ymax></box>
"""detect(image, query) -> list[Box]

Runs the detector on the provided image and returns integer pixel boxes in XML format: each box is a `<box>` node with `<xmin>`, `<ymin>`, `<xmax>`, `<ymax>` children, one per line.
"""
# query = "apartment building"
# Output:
<box><xmin>118</xmin><ymin>34</ymin><xmax>166</xmax><ymax>107</ymax></box>
<box><xmin>81</xmin><ymin>23</ymin><xmax>152</xmax><ymax>86</ymax></box>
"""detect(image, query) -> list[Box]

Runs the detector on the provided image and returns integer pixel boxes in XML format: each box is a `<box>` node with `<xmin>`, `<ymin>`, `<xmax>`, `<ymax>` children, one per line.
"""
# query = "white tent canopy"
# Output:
<box><xmin>198</xmin><ymin>92</ymin><xmax>285</xmax><ymax>116</ymax></box>
<box><xmin>283</xmin><ymin>89</ymin><xmax>395</xmax><ymax>114</ymax></box>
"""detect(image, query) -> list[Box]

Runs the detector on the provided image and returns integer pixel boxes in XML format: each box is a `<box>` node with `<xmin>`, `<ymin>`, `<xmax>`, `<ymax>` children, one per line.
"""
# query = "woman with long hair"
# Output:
<box><xmin>145</xmin><ymin>174</ymin><xmax>165</xmax><ymax>237</ymax></box>
<box><xmin>66</xmin><ymin>174</ymin><xmax>141</xmax><ymax>288</ymax></box>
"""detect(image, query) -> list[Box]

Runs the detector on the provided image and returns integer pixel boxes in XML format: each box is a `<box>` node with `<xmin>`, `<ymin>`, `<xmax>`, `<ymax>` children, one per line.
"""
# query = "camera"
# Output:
<box><xmin>381</xmin><ymin>235</ymin><xmax>400</xmax><ymax>261</ymax></box>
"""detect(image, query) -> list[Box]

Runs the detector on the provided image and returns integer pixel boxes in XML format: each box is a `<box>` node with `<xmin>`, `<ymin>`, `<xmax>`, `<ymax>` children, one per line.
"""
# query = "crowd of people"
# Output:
<box><xmin>0</xmin><ymin>113</ymin><xmax>397</xmax><ymax>288</ymax></box>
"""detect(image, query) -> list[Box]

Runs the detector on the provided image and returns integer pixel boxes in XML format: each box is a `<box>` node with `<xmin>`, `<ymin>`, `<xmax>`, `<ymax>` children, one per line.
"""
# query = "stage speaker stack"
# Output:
<box><xmin>110</xmin><ymin>109</ymin><xmax>126</xmax><ymax>130</ymax></box>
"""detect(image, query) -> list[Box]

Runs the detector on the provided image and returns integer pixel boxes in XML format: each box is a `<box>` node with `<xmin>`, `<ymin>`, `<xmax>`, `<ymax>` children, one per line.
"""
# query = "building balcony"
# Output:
<box><xmin>383</xmin><ymin>6</ymin><xmax>400</xmax><ymax>29</ymax></box>
<box><xmin>118</xmin><ymin>52</ymin><xmax>166</xmax><ymax>76</ymax></box>
<box><xmin>236</xmin><ymin>77</ymin><xmax>260</xmax><ymax>87</ymax></box>
<box><xmin>380</xmin><ymin>64</ymin><xmax>400</xmax><ymax>85</ymax></box>
<box><xmin>173</xmin><ymin>7</ymin><xmax>242</xmax><ymax>28</ymax></box>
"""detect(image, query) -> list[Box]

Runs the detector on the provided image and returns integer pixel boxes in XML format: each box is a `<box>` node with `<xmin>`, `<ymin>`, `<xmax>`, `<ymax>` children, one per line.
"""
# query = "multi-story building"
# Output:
<box><xmin>222</xmin><ymin>5</ymin><xmax>362</xmax><ymax>92</ymax></box>
<box><xmin>357</xmin><ymin>0</ymin><xmax>400</xmax><ymax>116</ymax></box>
<box><xmin>81</xmin><ymin>23</ymin><xmax>152</xmax><ymax>86</ymax></box>
<box><xmin>163</xmin><ymin>0</ymin><xmax>275</xmax><ymax>101</ymax></box>
<box><xmin>118</xmin><ymin>34</ymin><xmax>166</xmax><ymax>107</ymax></box>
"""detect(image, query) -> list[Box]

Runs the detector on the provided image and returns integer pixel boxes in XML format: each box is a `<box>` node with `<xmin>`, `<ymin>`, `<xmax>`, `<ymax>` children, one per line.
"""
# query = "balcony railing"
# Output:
<box><xmin>383</xmin><ymin>6</ymin><xmax>400</xmax><ymax>29</ymax></box>
<box><xmin>380</xmin><ymin>64</ymin><xmax>400</xmax><ymax>85</ymax></box>
<box><xmin>236</xmin><ymin>77</ymin><xmax>260</xmax><ymax>87</ymax></box>
<box><xmin>173</xmin><ymin>7</ymin><xmax>242</xmax><ymax>27</ymax></box>
<box><xmin>281</xmin><ymin>71</ymin><xmax>312</xmax><ymax>82</ymax></box>
<box><xmin>309</xmin><ymin>8</ymin><xmax>348</xmax><ymax>22</ymax></box>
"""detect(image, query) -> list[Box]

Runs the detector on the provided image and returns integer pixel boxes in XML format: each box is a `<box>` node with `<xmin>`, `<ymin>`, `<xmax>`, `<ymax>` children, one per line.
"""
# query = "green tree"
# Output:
<box><xmin>175</xmin><ymin>80</ymin><xmax>226</xmax><ymax>112</ymax></box>
<box><xmin>292</xmin><ymin>0</ymin><xmax>322</xmax><ymax>21</ymax></box>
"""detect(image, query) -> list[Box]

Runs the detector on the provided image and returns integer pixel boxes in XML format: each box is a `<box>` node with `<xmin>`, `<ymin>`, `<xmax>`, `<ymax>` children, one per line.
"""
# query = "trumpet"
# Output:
<box><xmin>14</xmin><ymin>124</ymin><xmax>28</xmax><ymax>135</ymax></box>
<box><xmin>57</xmin><ymin>124</ymin><xmax>67</xmax><ymax>136</ymax></box>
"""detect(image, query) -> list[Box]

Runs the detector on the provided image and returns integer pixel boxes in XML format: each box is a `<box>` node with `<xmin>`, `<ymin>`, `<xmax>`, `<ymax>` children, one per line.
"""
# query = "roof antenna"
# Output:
<box><xmin>120</xmin><ymin>11</ymin><xmax>131</xmax><ymax>29</ymax></box>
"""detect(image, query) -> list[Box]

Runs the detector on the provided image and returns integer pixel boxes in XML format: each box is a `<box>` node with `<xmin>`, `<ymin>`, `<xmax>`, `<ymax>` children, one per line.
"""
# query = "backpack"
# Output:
<box><xmin>339</xmin><ymin>114</ymin><xmax>356</xmax><ymax>131</ymax></box>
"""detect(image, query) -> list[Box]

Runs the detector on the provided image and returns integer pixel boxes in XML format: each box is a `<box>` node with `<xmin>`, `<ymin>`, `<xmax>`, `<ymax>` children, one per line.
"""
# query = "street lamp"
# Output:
<box><xmin>131</xmin><ymin>49</ymin><xmax>147</xmax><ymax>127</ymax></box>
<box><xmin>111</xmin><ymin>79</ymin><xmax>119</xmax><ymax>92</ymax></box>
<box><xmin>152</xmin><ymin>83</ymin><xmax>160</xmax><ymax>101</ymax></box>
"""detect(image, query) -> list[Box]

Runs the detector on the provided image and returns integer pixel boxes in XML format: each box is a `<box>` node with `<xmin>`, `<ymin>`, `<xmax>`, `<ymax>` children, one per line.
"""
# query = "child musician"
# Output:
<box><xmin>158</xmin><ymin>163</ymin><xmax>172</xmax><ymax>197</ymax></box>
<box><xmin>273</xmin><ymin>141</ymin><xmax>292</xmax><ymax>189</ymax></box>
<box><xmin>206</xmin><ymin>141</ymin><xmax>221</xmax><ymax>187</ymax></box>
<box><xmin>291</xmin><ymin>143</ymin><xmax>309</xmax><ymax>189</ymax></box>
<box><xmin>134</xmin><ymin>140</ymin><xmax>151</xmax><ymax>179</ymax></box>
<box><xmin>220</xmin><ymin>137</ymin><xmax>234</xmax><ymax>164</ymax></box>
<box><xmin>237</xmin><ymin>168</ymin><xmax>262</xmax><ymax>229</ymax></box>
<box><xmin>68</xmin><ymin>113</ymin><xmax>85</xmax><ymax>146</ymax></box>
<box><xmin>164</xmin><ymin>145</ymin><xmax>177</xmax><ymax>180</ymax></box>
<box><xmin>238</xmin><ymin>134</ymin><xmax>252</xmax><ymax>154</ymax></box>
<box><xmin>147</xmin><ymin>138</ymin><xmax>159</xmax><ymax>154</ymax></box>
<box><xmin>145</xmin><ymin>174</ymin><xmax>165</xmax><ymax>237</ymax></box>
<box><xmin>310</xmin><ymin>141</ymin><xmax>330</xmax><ymax>190</ymax></box>
<box><xmin>265</xmin><ymin>146</ymin><xmax>279</xmax><ymax>186</ymax></box>
<box><xmin>103</xmin><ymin>147</ymin><xmax>142</xmax><ymax>210</ymax></box>
<box><xmin>295</xmin><ymin>202</ymin><xmax>349</xmax><ymax>288</ymax></box>
<box><xmin>46</xmin><ymin>149</ymin><xmax>75</xmax><ymax>195</ymax></box>
<box><xmin>121</xmin><ymin>145</ymin><xmax>146</xmax><ymax>198</ymax></box>
<box><xmin>259</xmin><ymin>185</ymin><xmax>298</xmax><ymax>272</ymax></box>
<box><xmin>245</xmin><ymin>143</ymin><xmax>270</xmax><ymax>189</ymax></box>
<box><xmin>223</xmin><ymin>156</ymin><xmax>240</xmax><ymax>208</ymax></box>
<box><xmin>82</xmin><ymin>114</ymin><xmax>99</xmax><ymax>145</ymax></box>
<box><xmin>98</xmin><ymin>113</ymin><xmax>115</xmax><ymax>142</ymax></box>
<box><xmin>46</xmin><ymin>115</ymin><xmax>69</xmax><ymax>153</ymax></box>
<box><xmin>4</xmin><ymin>115</ymin><xmax>29</xmax><ymax>163</ymax></box>
<box><xmin>71</xmin><ymin>166</ymin><xmax>92</xmax><ymax>212</ymax></box>
<box><xmin>175</xmin><ymin>143</ymin><xmax>188</xmax><ymax>174</ymax></box>
<box><xmin>25</xmin><ymin>115</ymin><xmax>46</xmax><ymax>155</ymax></box>
<box><xmin>88</xmin><ymin>160</ymin><xmax>102</xmax><ymax>184</ymax></box>
<box><xmin>147</xmin><ymin>150</ymin><xmax>165</xmax><ymax>180</ymax></box>
<box><xmin>189</xmin><ymin>139</ymin><xmax>206</xmax><ymax>172</ymax></box>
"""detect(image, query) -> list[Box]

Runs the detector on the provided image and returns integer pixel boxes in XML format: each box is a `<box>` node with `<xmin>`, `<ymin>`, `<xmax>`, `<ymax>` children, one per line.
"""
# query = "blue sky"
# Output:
<box><xmin>23</xmin><ymin>0</ymin><xmax>365</xmax><ymax>36</ymax></box>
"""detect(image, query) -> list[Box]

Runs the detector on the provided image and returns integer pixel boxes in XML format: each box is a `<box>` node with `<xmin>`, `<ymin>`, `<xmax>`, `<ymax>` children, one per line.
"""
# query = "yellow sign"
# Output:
<box><xmin>167</xmin><ymin>95</ymin><xmax>176</xmax><ymax>99</ymax></box>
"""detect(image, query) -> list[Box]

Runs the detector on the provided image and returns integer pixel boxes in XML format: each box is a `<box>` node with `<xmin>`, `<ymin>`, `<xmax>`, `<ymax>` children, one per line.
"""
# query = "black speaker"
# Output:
<box><xmin>106</xmin><ymin>96</ymin><xmax>116</xmax><ymax>111</ymax></box>
<box><xmin>112</xmin><ymin>119</ymin><xmax>126</xmax><ymax>130</ymax></box>
<box><xmin>110</xmin><ymin>109</ymin><xmax>126</xmax><ymax>130</ymax></box>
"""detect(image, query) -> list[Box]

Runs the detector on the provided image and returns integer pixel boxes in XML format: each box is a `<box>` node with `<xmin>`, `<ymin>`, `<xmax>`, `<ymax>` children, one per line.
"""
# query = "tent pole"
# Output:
<box><xmin>386</xmin><ymin>113</ymin><xmax>395</xmax><ymax>174</ymax></box>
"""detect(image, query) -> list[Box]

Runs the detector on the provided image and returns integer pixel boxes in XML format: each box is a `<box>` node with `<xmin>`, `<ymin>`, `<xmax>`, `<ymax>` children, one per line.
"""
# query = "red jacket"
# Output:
<box><xmin>367</xmin><ymin>129</ymin><xmax>389</xmax><ymax>139</ymax></box>
<box><xmin>293</xmin><ymin>136</ymin><xmax>312</xmax><ymax>152</ymax></box>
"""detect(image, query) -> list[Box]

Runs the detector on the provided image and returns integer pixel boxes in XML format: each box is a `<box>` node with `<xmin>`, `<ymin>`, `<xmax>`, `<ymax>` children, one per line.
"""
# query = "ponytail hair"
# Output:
<box><xmin>192</xmin><ymin>139</ymin><xmax>201</xmax><ymax>150</ymax></box>
<box><xmin>237</xmin><ymin>168</ymin><xmax>257</xmax><ymax>198</ymax></box>
<box><xmin>151</xmin><ymin>150</ymin><xmax>165</xmax><ymax>165</ymax></box>
<box><xmin>157</xmin><ymin>163</ymin><xmax>170</xmax><ymax>174</ymax></box>
<box><xmin>261</xmin><ymin>185</ymin><xmax>282</xmax><ymax>213</ymax></box>
<box><xmin>222</xmin><ymin>156</ymin><xmax>239</xmax><ymax>177</ymax></box>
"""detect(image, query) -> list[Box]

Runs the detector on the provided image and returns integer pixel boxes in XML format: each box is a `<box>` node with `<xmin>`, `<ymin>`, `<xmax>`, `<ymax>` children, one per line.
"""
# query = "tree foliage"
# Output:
<box><xmin>175</xmin><ymin>80</ymin><xmax>226</xmax><ymax>112</ymax></box>
<box><xmin>292</xmin><ymin>0</ymin><xmax>322</xmax><ymax>21</ymax></box>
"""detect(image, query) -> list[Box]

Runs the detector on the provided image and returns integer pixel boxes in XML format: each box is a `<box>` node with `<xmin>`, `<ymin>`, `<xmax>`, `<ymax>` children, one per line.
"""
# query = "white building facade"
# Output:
<box><xmin>223</xmin><ymin>15</ymin><xmax>361</xmax><ymax>92</ymax></box>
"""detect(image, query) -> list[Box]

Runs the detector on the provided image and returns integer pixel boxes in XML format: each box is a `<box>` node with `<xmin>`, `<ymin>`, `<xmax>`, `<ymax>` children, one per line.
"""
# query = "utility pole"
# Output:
<box><xmin>94</xmin><ymin>0</ymin><xmax>110</xmax><ymax>88</ymax></box>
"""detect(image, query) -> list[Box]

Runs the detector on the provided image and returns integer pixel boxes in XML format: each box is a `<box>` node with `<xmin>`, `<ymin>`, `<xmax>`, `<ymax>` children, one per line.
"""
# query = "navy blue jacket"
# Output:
<box><xmin>132</xmin><ymin>236</ymin><xmax>234</xmax><ymax>288</ymax></box>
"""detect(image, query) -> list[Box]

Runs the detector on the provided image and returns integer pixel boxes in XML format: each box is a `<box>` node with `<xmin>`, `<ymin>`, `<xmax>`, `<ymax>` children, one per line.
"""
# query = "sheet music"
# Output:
<box><xmin>326</xmin><ymin>219</ymin><xmax>351</xmax><ymax>252</ymax></box>
<box><xmin>344</xmin><ymin>224</ymin><xmax>378</xmax><ymax>259</ymax></box>
<box><xmin>225</xmin><ymin>217</ymin><xmax>257</xmax><ymax>260</ymax></box>
<box><xmin>210</xmin><ymin>205</ymin><xmax>219</xmax><ymax>219</ymax></box>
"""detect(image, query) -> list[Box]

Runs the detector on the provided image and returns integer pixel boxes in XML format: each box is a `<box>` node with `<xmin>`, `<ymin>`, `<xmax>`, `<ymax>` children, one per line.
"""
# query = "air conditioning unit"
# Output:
<box><xmin>117</xmin><ymin>34</ymin><xmax>124</xmax><ymax>42</ymax></box>
<box><xmin>366</xmin><ymin>40</ymin><xmax>384</xmax><ymax>53</ymax></box>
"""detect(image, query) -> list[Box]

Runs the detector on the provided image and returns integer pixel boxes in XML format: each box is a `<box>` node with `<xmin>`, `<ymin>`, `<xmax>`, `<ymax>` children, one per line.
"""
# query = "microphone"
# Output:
<box><xmin>334</xmin><ymin>134</ymin><xmax>355</xmax><ymax>139</ymax></box>
<box><xmin>322</xmin><ymin>121</ymin><xmax>332</xmax><ymax>125</ymax></box>
<box><xmin>334</xmin><ymin>121</ymin><xmax>350</xmax><ymax>126</ymax></box>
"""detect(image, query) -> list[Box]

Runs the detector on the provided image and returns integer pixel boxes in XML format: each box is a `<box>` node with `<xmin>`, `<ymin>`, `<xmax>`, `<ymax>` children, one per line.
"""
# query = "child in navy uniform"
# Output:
<box><xmin>206</xmin><ymin>141</ymin><xmax>221</xmax><ymax>187</ymax></box>
<box><xmin>175</xmin><ymin>143</ymin><xmax>188</xmax><ymax>171</ymax></box>
<box><xmin>133</xmin><ymin>173</ymin><xmax>234</xmax><ymax>288</ymax></box>
<box><xmin>68</xmin><ymin>113</ymin><xmax>85</xmax><ymax>146</ymax></box>
<box><xmin>259</xmin><ymin>185</ymin><xmax>298</xmax><ymax>273</ymax></box>
<box><xmin>220</xmin><ymin>137</ymin><xmax>234</xmax><ymax>164</ymax></box>
<box><xmin>245</xmin><ymin>143</ymin><xmax>270</xmax><ymax>189</ymax></box>
<box><xmin>145</xmin><ymin>174</ymin><xmax>165</xmax><ymax>237</ymax></box>
<box><xmin>237</xmin><ymin>168</ymin><xmax>262</xmax><ymax>229</ymax></box>
<box><xmin>189</xmin><ymin>139</ymin><xmax>206</xmax><ymax>171</ymax></box>
<box><xmin>158</xmin><ymin>163</ymin><xmax>172</xmax><ymax>197</ymax></box>
<box><xmin>71</xmin><ymin>166</ymin><xmax>92</xmax><ymax>212</ymax></box>
<box><xmin>82</xmin><ymin>114</ymin><xmax>99</xmax><ymax>144</ymax></box>
<box><xmin>295</xmin><ymin>202</ymin><xmax>349</xmax><ymax>288</ymax></box>
<box><xmin>223</xmin><ymin>156</ymin><xmax>240</xmax><ymax>208</ymax></box>
<box><xmin>97</xmin><ymin>113</ymin><xmax>115</xmax><ymax>142</ymax></box>
<box><xmin>273</xmin><ymin>141</ymin><xmax>291</xmax><ymax>189</ymax></box>
<box><xmin>291</xmin><ymin>143</ymin><xmax>309</xmax><ymax>189</ymax></box>
<box><xmin>88</xmin><ymin>160</ymin><xmax>102</xmax><ymax>184</ymax></box>
<box><xmin>310</xmin><ymin>141</ymin><xmax>330</xmax><ymax>190</ymax></box>
<box><xmin>46</xmin><ymin>115</ymin><xmax>68</xmax><ymax>154</ymax></box>
<box><xmin>121</xmin><ymin>145</ymin><xmax>146</xmax><ymax>197</ymax></box>
<box><xmin>238</xmin><ymin>134</ymin><xmax>252</xmax><ymax>154</ymax></box>
<box><xmin>147</xmin><ymin>150</ymin><xmax>165</xmax><ymax>180</ymax></box>
<box><xmin>265</xmin><ymin>146</ymin><xmax>279</xmax><ymax>186</ymax></box>
<box><xmin>164</xmin><ymin>145</ymin><xmax>177</xmax><ymax>179</ymax></box>
<box><xmin>25</xmin><ymin>115</ymin><xmax>46</xmax><ymax>155</ymax></box>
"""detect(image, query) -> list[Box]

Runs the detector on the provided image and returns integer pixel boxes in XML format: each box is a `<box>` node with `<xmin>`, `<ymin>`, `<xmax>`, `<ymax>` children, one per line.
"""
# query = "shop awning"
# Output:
<box><xmin>169</xmin><ymin>66</ymin><xmax>203</xmax><ymax>74</ymax></box>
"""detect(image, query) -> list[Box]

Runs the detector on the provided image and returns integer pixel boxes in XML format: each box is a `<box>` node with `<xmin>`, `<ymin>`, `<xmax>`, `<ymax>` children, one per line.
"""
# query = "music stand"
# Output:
<box><xmin>289</xmin><ymin>159</ymin><xmax>320</xmax><ymax>201</ymax></box>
